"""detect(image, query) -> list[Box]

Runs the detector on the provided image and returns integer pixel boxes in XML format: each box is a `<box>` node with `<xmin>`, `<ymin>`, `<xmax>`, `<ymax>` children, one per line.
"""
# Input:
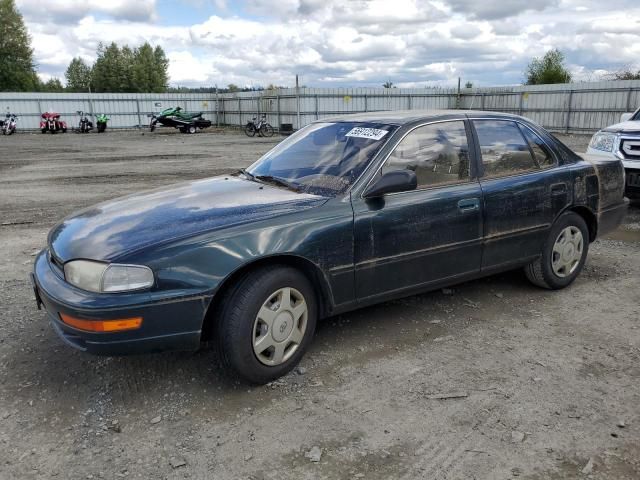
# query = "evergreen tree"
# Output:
<box><xmin>40</xmin><ymin>77</ymin><xmax>64</xmax><ymax>92</ymax></box>
<box><xmin>132</xmin><ymin>42</ymin><xmax>155</xmax><ymax>92</ymax></box>
<box><xmin>91</xmin><ymin>42</ymin><xmax>126</xmax><ymax>92</ymax></box>
<box><xmin>0</xmin><ymin>0</ymin><xmax>39</xmax><ymax>91</ymax></box>
<box><xmin>152</xmin><ymin>46</ymin><xmax>169</xmax><ymax>92</ymax></box>
<box><xmin>65</xmin><ymin>57</ymin><xmax>92</xmax><ymax>92</ymax></box>
<box><xmin>120</xmin><ymin>46</ymin><xmax>135</xmax><ymax>92</ymax></box>
<box><xmin>89</xmin><ymin>41</ymin><xmax>169</xmax><ymax>93</ymax></box>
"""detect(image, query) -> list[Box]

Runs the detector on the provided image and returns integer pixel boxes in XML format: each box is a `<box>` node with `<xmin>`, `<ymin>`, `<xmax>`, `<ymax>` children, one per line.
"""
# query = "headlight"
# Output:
<box><xmin>63</xmin><ymin>260</ymin><xmax>154</xmax><ymax>293</ymax></box>
<box><xmin>589</xmin><ymin>132</ymin><xmax>617</xmax><ymax>152</ymax></box>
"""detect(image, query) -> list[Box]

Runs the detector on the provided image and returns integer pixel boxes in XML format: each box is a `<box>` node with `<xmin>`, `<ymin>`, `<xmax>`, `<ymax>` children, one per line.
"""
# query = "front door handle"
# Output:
<box><xmin>457</xmin><ymin>198</ymin><xmax>480</xmax><ymax>213</ymax></box>
<box><xmin>551</xmin><ymin>183</ymin><xmax>567</xmax><ymax>196</ymax></box>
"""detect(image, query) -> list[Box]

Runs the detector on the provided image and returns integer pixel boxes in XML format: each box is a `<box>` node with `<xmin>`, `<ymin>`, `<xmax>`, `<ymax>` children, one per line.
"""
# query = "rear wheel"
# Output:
<box><xmin>217</xmin><ymin>266</ymin><xmax>317</xmax><ymax>384</ymax></box>
<box><xmin>260</xmin><ymin>123</ymin><xmax>274</xmax><ymax>137</ymax></box>
<box><xmin>244</xmin><ymin>124</ymin><xmax>256</xmax><ymax>137</ymax></box>
<box><xmin>524</xmin><ymin>212</ymin><xmax>589</xmax><ymax>289</ymax></box>
<box><xmin>188</xmin><ymin>125</ymin><xmax>197</xmax><ymax>134</ymax></box>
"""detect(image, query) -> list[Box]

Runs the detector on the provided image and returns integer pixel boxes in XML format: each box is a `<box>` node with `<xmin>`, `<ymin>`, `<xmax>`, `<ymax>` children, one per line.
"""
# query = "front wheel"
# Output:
<box><xmin>216</xmin><ymin>266</ymin><xmax>317</xmax><ymax>384</ymax></box>
<box><xmin>244</xmin><ymin>123</ymin><xmax>256</xmax><ymax>137</ymax></box>
<box><xmin>524</xmin><ymin>212</ymin><xmax>589</xmax><ymax>289</ymax></box>
<box><xmin>260</xmin><ymin>123</ymin><xmax>274</xmax><ymax>137</ymax></box>
<box><xmin>188</xmin><ymin>125</ymin><xmax>196</xmax><ymax>134</ymax></box>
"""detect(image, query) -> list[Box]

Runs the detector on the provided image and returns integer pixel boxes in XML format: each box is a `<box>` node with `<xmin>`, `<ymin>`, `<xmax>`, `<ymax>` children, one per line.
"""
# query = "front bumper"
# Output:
<box><xmin>32</xmin><ymin>250</ymin><xmax>209</xmax><ymax>355</ymax></box>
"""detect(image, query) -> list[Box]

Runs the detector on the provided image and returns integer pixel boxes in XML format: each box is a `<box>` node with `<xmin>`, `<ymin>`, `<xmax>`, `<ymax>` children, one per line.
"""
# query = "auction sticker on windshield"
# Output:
<box><xmin>345</xmin><ymin>127</ymin><xmax>389</xmax><ymax>141</ymax></box>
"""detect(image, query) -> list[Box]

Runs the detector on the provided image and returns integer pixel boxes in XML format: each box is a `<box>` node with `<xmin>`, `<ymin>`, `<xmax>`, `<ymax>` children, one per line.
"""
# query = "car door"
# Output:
<box><xmin>471</xmin><ymin>119</ymin><xmax>572</xmax><ymax>270</ymax></box>
<box><xmin>352</xmin><ymin>119</ymin><xmax>483</xmax><ymax>301</ymax></box>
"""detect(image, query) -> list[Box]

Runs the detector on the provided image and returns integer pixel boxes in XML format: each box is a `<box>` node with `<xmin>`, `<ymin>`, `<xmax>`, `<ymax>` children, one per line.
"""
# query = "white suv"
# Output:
<box><xmin>587</xmin><ymin>107</ymin><xmax>640</xmax><ymax>199</ymax></box>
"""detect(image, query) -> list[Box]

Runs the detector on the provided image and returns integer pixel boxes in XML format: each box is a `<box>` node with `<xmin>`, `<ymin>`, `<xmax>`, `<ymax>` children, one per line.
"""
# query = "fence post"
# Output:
<box><xmin>238</xmin><ymin>97</ymin><xmax>241</xmax><ymax>126</ymax></box>
<box><xmin>315</xmin><ymin>94</ymin><xmax>319</xmax><ymax>120</ymax></box>
<box><xmin>407</xmin><ymin>94</ymin><xmax>412</xmax><ymax>110</ymax></box>
<box><xmin>481</xmin><ymin>93</ymin><xmax>485</xmax><ymax>111</ymax></box>
<box><xmin>626</xmin><ymin>88</ymin><xmax>633</xmax><ymax>114</ymax></box>
<box><xmin>518</xmin><ymin>92</ymin><xmax>524</xmax><ymax>116</ymax></box>
<box><xmin>364</xmin><ymin>94</ymin><xmax>368</xmax><ymax>112</ymax></box>
<box><xmin>296</xmin><ymin>88</ymin><xmax>301</xmax><ymax>129</ymax></box>
<box><xmin>565</xmin><ymin>90</ymin><xmax>574</xmax><ymax>134</ymax></box>
<box><xmin>215</xmin><ymin>86</ymin><xmax>219</xmax><ymax>127</ymax></box>
<box><xmin>136</xmin><ymin>99</ymin><xmax>142</xmax><ymax>128</ymax></box>
<box><xmin>276</xmin><ymin>95</ymin><xmax>281</xmax><ymax>130</ymax></box>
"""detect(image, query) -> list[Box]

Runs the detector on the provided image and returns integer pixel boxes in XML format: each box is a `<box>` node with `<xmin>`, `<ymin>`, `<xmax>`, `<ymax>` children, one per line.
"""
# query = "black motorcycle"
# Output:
<box><xmin>76</xmin><ymin>111</ymin><xmax>93</xmax><ymax>133</ymax></box>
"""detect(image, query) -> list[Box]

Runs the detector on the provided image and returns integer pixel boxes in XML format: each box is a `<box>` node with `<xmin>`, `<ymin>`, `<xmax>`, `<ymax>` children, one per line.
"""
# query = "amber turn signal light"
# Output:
<box><xmin>59</xmin><ymin>313</ymin><xmax>143</xmax><ymax>332</ymax></box>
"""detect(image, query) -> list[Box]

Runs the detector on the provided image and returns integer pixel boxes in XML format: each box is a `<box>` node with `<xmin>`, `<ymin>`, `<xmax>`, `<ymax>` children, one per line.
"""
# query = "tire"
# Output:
<box><xmin>188</xmin><ymin>125</ymin><xmax>196</xmax><ymax>134</ymax></box>
<box><xmin>244</xmin><ymin>124</ymin><xmax>256</xmax><ymax>137</ymax></box>
<box><xmin>217</xmin><ymin>265</ymin><xmax>317</xmax><ymax>384</ymax></box>
<box><xmin>260</xmin><ymin>123</ymin><xmax>274</xmax><ymax>137</ymax></box>
<box><xmin>524</xmin><ymin>211</ymin><xmax>589</xmax><ymax>290</ymax></box>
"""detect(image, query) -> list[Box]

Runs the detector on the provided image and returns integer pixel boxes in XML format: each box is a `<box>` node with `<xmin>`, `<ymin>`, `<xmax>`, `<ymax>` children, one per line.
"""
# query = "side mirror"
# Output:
<box><xmin>363</xmin><ymin>170</ymin><xmax>417</xmax><ymax>198</ymax></box>
<box><xmin>621</xmin><ymin>113</ymin><xmax>633</xmax><ymax>123</ymax></box>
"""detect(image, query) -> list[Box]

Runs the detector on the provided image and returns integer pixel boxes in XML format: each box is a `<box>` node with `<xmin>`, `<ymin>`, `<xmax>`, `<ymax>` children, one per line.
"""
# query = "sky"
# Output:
<box><xmin>16</xmin><ymin>0</ymin><xmax>640</xmax><ymax>89</ymax></box>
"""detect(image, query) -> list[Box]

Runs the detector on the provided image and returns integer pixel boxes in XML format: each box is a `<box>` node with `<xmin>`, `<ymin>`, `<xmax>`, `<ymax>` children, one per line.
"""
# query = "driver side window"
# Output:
<box><xmin>381</xmin><ymin>121</ymin><xmax>471</xmax><ymax>189</ymax></box>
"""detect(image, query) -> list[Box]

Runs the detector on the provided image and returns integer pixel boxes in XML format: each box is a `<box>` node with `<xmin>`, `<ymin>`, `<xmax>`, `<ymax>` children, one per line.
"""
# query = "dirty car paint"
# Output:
<box><xmin>33</xmin><ymin>110</ymin><xmax>628</xmax><ymax>356</ymax></box>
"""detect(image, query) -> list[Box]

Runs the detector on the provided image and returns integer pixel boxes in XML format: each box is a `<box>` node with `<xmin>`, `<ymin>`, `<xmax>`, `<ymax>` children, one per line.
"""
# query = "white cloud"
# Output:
<box><xmin>19</xmin><ymin>0</ymin><xmax>640</xmax><ymax>88</ymax></box>
<box><xmin>17</xmin><ymin>0</ymin><xmax>157</xmax><ymax>23</ymax></box>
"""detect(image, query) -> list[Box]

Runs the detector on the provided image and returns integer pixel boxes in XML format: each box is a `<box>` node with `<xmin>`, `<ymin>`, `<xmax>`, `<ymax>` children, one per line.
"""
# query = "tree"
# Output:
<box><xmin>227</xmin><ymin>83</ymin><xmax>240</xmax><ymax>92</ymax></box>
<box><xmin>382</xmin><ymin>81</ymin><xmax>394</xmax><ymax>88</ymax></box>
<box><xmin>132</xmin><ymin>42</ymin><xmax>155</xmax><ymax>92</ymax></box>
<box><xmin>65</xmin><ymin>57</ymin><xmax>92</xmax><ymax>92</ymax></box>
<box><xmin>152</xmin><ymin>46</ymin><xmax>169</xmax><ymax>92</ymax></box>
<box><xmin>608</xmin><ymin>68</ymin><xmax>640</xmax><ymax>80</ymax></box>
<box><xmin>465</xmin><ymin>81</ymin><xmax>473</xmax><ymax>89</ymax></box>
<box><xmin>39</xmin><ymin>77</ymin><xmax>64</xmax><ymax>92</ymax></box>
<box><xmin>525</xmin><ymin>49</ymin><xmax>572</xmax><ymax>85</ymax></box>
<box><xmin>0</xmin><ymin>0</ymin><xmax>39</xmax><ymax>91</ymax></box>
<box><xmin>87</xmin><ymin>41</ymin><xmax>168</xmax><ymax>93</ymax></box>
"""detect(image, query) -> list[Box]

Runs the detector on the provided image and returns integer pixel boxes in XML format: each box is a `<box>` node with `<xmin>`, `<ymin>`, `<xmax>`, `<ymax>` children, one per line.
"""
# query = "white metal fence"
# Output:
<box><xmin>2</xmin><ymin>80</ymin><xmax>640</xmax><ymax>133</ymax></box>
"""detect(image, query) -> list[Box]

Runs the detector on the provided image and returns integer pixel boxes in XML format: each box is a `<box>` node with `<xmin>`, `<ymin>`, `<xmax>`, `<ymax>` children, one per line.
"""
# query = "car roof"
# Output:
<box><xmin>316</xmin><ymin>109</ymin><xmax>522</xmax><ymax>125</ymax></box>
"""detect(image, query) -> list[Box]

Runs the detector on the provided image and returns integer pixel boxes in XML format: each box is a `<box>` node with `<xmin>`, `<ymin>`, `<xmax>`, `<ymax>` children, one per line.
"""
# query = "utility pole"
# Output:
<box><xmin>215</xmin><ymin>84</ymin><xmax>219</xmax><ymax>127</ymax></box>
<box><xmin>456</xmin><ymin>77</ymin><xmax>461</xmax><ymax>109</ymax></box>
<box><xmin>296</xmin><ymin>74</ymin><xmax>301</xmax><ymax>130</ymax></box>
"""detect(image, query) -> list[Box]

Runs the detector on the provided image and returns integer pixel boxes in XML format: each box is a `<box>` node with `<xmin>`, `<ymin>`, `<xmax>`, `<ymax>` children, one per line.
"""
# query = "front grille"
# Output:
<box><xmin>620</xmin><ymin>138</ymin><xmax>640</xmax><ymax>160</ymax></box>
<box><xmin>627</xmin><ymin>171</ymin><xmax>640</xmax><ymax>188</ymax></box>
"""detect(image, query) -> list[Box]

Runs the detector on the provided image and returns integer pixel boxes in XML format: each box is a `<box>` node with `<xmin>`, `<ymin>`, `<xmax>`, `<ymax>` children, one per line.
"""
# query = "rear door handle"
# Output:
<box><xmin>457</xmin><ymin>198</ymin><xmax>480</xmax><ymax>213</ymax></box>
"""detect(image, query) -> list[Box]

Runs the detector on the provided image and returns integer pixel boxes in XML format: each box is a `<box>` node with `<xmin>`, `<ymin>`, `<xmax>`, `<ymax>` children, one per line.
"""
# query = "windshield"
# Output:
<box><xmin>245</xmin><ymin>122</ymin><xmax>398</xmax><ymax>196</ymax></box>
<box><xmin>632</xmin><ymin>108</ymin><xmax>640</xmax><ymax>121</ymax></box>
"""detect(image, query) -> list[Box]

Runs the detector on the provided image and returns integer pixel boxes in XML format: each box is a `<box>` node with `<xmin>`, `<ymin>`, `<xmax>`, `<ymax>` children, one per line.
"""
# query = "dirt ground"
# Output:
<box><xmin>0</xmin><ymin>130</ymin><xmax>639</xmax><ymax>480</ymax></box>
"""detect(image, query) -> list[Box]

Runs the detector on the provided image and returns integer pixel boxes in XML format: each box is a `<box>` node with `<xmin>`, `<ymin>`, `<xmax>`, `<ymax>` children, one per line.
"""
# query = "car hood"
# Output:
<box><xmin>49</xmin><ymin>176</ymin><xmax>327</xmax><ymax>263</ymax></box>
<box><xmin>602</xmin><ymin>120</ymin><xmax>640</xmax><ymax>134</ymax></box>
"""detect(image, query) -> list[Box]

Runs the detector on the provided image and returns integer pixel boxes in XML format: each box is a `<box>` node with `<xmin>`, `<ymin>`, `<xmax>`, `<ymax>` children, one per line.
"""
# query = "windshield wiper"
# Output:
<box><xmin>254</xmin><ymin>175</ymin><xmax>302</xmax><ymax>192</ymax></box>
<box><xmin>238</xmin><ymin>168</ymin><xmax>256</xmax><ymax>181</ymax></box>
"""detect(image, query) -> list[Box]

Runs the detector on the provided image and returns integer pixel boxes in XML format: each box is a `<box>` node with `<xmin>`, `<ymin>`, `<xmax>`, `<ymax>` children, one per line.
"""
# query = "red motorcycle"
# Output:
<box><xmin>40</xmin><ymin>112</ymin><xmax>67</xmax><ymax>134</ymax></box>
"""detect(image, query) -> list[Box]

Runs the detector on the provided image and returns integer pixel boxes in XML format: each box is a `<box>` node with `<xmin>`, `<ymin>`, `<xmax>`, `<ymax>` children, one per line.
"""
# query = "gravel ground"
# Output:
<box><xmin>0</xmin><ymin>130</ymin><xmax>639</xmax><ymax>480</ymax></box>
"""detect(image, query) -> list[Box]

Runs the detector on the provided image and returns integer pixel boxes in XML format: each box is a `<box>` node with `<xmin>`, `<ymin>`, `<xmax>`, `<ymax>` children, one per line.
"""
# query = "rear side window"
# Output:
<box><xmin>474</xmin><ymin>120</ymin><xmax>538</xmax><ymax>178</ymax></box>
<box><xmin>382</xmin><ymin>121</ymin><xmax>471</xmax><ymax>189</ymax></box>
<box><xmin>520</xmin><ymin>125</ymin><xmax>555</xmax><ymax>168</ymax></box>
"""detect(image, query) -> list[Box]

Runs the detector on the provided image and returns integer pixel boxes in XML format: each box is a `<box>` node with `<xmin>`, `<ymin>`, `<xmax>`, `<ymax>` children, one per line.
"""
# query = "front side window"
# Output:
<box><xmin>474</xmin><ymin>120</ymin><xmax>539</xmax><ymax>178</ymax></box>
<box><xmin>247</xmin><ymin>122</ymin><xmax>397</xmax><ymax>196</ymax></box>
<box><xmin>381</xmin><ymin>121</ymin><xmax>471</xmax><ymax>189</ymax></box>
